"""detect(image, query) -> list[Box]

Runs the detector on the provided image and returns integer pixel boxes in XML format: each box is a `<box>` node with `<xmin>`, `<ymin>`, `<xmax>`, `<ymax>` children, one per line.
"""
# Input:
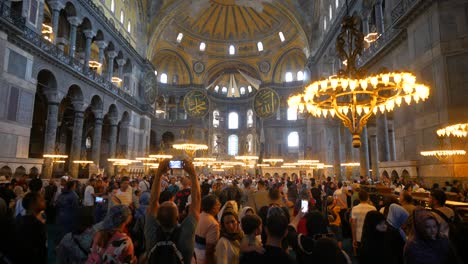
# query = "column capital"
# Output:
<box><xmin>48</xmin><ymin>0</ymin><xmax>64</xmax><ymax>11</ymax></box>
<box><xmin>74</xmin><ymin>110</ymin><xmax>85</xmax><ymax>119</ymax></box>
<box><xmin>367</xmin><ymin>126</ymin><xmax>377</xmax><ymax>137</ymax></box>
<box><xmin>116</xmin><ymin>58</ymin><xmax>126</xmax><ymax>66</ymax></box>
<box><xmin>109</xmin><ymin>117</ymin><xmax>119</xmax><ymax>126</ymax></box>
<box><xmin>92</xmin><ymin>109</ymin><xmax>103</xmax><ymax>119</ymax></box>
<box><xmin>107</xmin><ymin>51</ymin><xmax>118</xmax><ymax>59</ymax></box>
<box><xmin>95</xmin><ymin>117</ymin><xmax>103</xmax><ymax>125</ymax></box>
<box><xmin>71</xmin><ymin>100</ymin><xmax>84</xmax><ymax>112</ymax></box>
<box><xmin>43</xmin><ymin>90</ymin><xmax>60</xmax><ymax>104</ymax></box>
<box><xmin>95</xmin><ymin>40</ymin><xmax>108</xmax><ymax>49</ymax></box>
<box><xmin>67</xmin><ymin>16</ymin><xmax>82</xmax><ymax>26</ymax></box>
<box><xmin>83</xmin><ymin>29</ymin><xmax>96</xmax><ymax>39</ymax></box>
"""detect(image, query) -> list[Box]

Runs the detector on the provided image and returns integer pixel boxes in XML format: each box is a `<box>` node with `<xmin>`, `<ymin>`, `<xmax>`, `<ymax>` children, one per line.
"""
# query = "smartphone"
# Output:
<box><xmin>95</xmin><ymin>196</ymin><xmax>104</xmax><ymax>203</ymax></box>
<box><xmin>301</xmin><ymin>199</ymin><xmax>309</xmax><ymax>213</ymax></box>
<box><xmin>169</xmin><ymin>160</ymin><xmax>183</xmax><ymax>169</ymax></box>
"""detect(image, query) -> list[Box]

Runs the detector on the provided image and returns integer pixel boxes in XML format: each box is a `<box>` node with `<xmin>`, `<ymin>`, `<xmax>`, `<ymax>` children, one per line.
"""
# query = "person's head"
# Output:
<box><xmin>220</xmin><ymin>210</ymin><xmax>240</xmax><ymax>234</ymax></box>
<box><xmin>266</xmin><ymin>214</ymin><xmax>289</xmax><ymax>240</ymax></box>
<box><xmin>313</xmin><ymin>237</ymin><xmax>346</xmax><ymax>263</ymax></box>
<box><xmin>66</xmin><ymin>180</ymin><xmax>76</xmax><ymax>191</ymax></box>
<box><xmin>429</xmin><ymin>189</ymin><xmax>446</xmax><ymax>207</ymax></box>
<box><xmin>159</xmin><ymin>190</ymin><xmax>175</xmax><ymax>204</ymax></box>
<box><xmin>364</xmin><ymin>211</ymin><xmax>388</xmax><ymax>238</ymax></box>
<box><xmin>386</xmin><ymin>204</ymin><xmax>409</xmax><ymax>229</ymax></box>
<box><xmin>181</xmin><ymin>177</ymin><xmax>191</xmax><ymax>188</ymax></box>
<box><xmin>400</xmin><ymin>191</ymin><xmax>413</xmax><ymax>205</ymax></box>
<box><xmin>120</xmin><ymin>177</ymin><xmax>130</xmax><ymax>191</ymax></box>
<box><xmin>88</xmin><ymin>178</ymin><xmax>96</xmax><ymax>187</ymax></box>
<box><xmin>170</xmin><ymin>177</ymin><xmax>177</xmax><ymax>184</ymax></box>
<box><xmin>241</xmin><ymin>214</ymin><xmax>262</xmax><ymax>236</ymax></box>
<box><xmin>413</xmin><ymin>208</ymin><xmax>440</xmax><ymax>240</ymax></box>
<box><xmin>73</xmin><ymin>208</ymin><xmax>95</xmax><ymax>235</ymax></box>
<box><xmin>305</xmin><ymin>211</ymin><xmax>328</xmax><ymax>237</ymax></box>
<box><xmin>157</xmin><ymin>201</ymin><xmax>179</xmax><ymax>229</ymax></box>
<box><xmin>268</xmin><ymin>187</ymin><xmax>281</xmax><ymax>201</ymax></box>
<box><xmin>28</xmin><ymin>178</ymin><xmax>43</xmax><ymax>193</ymax></box>
<box><xmin>337</xmin><ymin>181</ymin><xmax>343</xmax><ymax>189</ymax></box>
<box><xmin>257</xmin><ymin>180</ymin><xmax>266</xmax><ymax>190</ymax></box>
<box><xmin>103</xmin><ymin>205</ymin><xmax>132</xmax><ymax>231</ymax></box>
<box><xmin>326</xmin><ymin>196</ymin><xmax>336</xmax><ymax>207</ymax></box>
<box><xmin>358</xmin><ymin>190</ymin><xmax>369</xmax><ymax>203</ymax></box>
<box><xmin>13</xmin><ymin>185</ymin><xmax>24</xmax><ymax>198</ymax></box>
<box><xmin>201</xmin><ymin>194</ymin><xmax>221</xmax><ymax>216</ymax></box>
<box><xmin>22</xmin><ymin>192</ymin><xmax>46</xmax><ymax>214</ymax></box>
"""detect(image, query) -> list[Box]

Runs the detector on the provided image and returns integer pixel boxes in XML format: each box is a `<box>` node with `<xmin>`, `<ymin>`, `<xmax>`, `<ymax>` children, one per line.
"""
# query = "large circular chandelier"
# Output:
<box><xmin>436</xmin><ymin>123</ymin><xmax>468</xmax><ymax>138</ymax></box>
<box><xmin>288</xmin><ymin>13</ymin><xmax>430</xmax><ymax>148</ymax></box>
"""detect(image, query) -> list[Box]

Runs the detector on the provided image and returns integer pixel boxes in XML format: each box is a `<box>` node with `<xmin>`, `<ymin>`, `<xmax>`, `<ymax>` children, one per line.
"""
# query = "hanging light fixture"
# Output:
<box><xmin>288</xmin><ymin>1</ymin><xmax>430</xmax><ymax>148</ymax></box>
<box><xmin>436</xmin><ymin>123</ymin><xmax>468</xmax><ymax>138</ymax></box>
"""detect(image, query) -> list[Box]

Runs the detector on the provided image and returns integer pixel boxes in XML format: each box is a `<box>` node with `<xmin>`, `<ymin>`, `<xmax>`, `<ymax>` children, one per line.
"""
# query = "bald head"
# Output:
<box><xmin>157</xmin><ymin>201</ymin><xmax>179</xmax><ymax>229</ymax></box>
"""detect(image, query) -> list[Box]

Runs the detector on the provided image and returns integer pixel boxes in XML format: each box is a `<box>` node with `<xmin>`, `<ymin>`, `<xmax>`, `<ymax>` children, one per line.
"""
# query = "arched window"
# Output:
<box><xmin>247</xmin><ymin>134</ymin><xmax>253</xmax><ymax>153</ymax></box>
<box><xmin>200</xmin><ymin>42</ymin><xmax>206</xmax><ymax>51</ymax></box>
<box><xmin>127</xmin><ymin>20</ymin><xmax>131</xmax><ymax>33</ymax></box>
<box><xmin>214</xmin><ymin>85</ymin><xmax>219</xmax><ymax>92</ymax></box>
<box><xmin>229</xmin><ymin>45</ymin><xmax>235</xmax><ymax>55</ymax></box>
<box><xmin>324</xmin><ymin>16</ymin><xmax>327</xmax><ymax>30</ymax></box>
<box><xmin>297</xmin><ymin>71</ymin><xmax>304</xmax><ymax>81</ymax></box>
<box><xmin>287</xmin><ymin>107</ymin><xmax>297</xmax><ymax>120</ymax></box>
<box><xmin>111</xmin><ymin>0</ymin><xmax>115</xmax><ymax>12</ymax></box>
<box><xmin>176</xmin><ymin>33</ymin><xmax>183</xmax><ymax>43</ymax></box>
<box><xmin>240</xmin><ymin>87</ymin><xmax>246</xmax><ymax>95</ymax></box>
<box><xmin>120</xmin><ymin>10</ymin><xmax>124</xmax><ymax>24</ymax></box>
<box><xmin>329</xmin><ymin>5</ymin><xmax>333</xmax><ymax>20</ymax></box>
<box><xmin>228</xmin><ymin>135</ymin><xmax>239</xmax><ymax>156</ymax></box>
<box><xmin>228</xmin><ymin>112</ymin><xmax>238</xmax><ymax>129</ymax></box>
<box><xmin>248</xmin><ymin>86</ymin><xmax>252</xmax><ymax>93</ymax></box>
<box><xmin>288</xmin><ymin>132</ymin><xmax>299</xmax><ymax>147</ymax></box>
<box><xmin>257</xmin><ymin>42</ymin><xmax>264</xmax><ymax>52</ymax></box>
<box><xmin>278</xmin><ymin>31</ymin><xmax>285</xmax><ymax>42</ymax></box>
<box><xmin>222</xmin><ymin>86</ymin><xmax>228</xmax><ymax>93</ymax></box>
<box><xmin>213</xmin><ymin>110</ymin><xmax>220</xmax><ymax>128</ymax></box>
<box><xmin>285</xmin><ymin>72</ymin><xmax>293</xmax><ymax>82</ymax></box>
<box><xmin>213</xmin><ymin>134</ymin><xmax>219</xmax><ymax>152</ymax></box>
<box><xmin>247</xmin><ymin>109</ymin><xmax>253</xmax><ymax>128</ymax></box>
<box><xmin>160</xmin><ymin>73</ymin><xmax>168</xmax><ymax>83</ymax></box>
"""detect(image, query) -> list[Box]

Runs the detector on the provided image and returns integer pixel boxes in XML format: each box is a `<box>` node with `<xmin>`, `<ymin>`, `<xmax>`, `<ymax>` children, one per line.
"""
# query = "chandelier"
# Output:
<box><xmin>437</xmin><ymin>123</ymin><xmax>468</xmax><ymax>138</ymax></box>
<box><xmin>420</xmin><ymin>150</ymin><xmax>466</xmax><ymax>161</ymax></box>
<box><xmin>173</xmin><ymin>143</ymin><xmax>208</xmax><ymax>157</ymax></box>
<box><xmin>288</xmin><ymin>12</ymin><xmax>429</xmax><ymax>148</ymax></box>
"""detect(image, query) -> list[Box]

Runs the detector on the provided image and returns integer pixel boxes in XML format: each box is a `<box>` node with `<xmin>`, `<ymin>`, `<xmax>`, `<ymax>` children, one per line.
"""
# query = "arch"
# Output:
<box><xmin>272</xmin><ymin>48</ymin><xmax>307</xmax><ymax>83</ymax></box>
<box><xmin>204</xmin><ymin>60</ymin><xmax>261</xmax><ymax>85</ymax></box>
<box><xmin>107</xmin><ymin>104</ymin><xmax>118</xmax><ymax>120</ymax></box>
<box><xmin>90</xmin><ymin>95</ymin><xmax>103</xmax><ymax>112</ymax></box>
<box><xmin>161</xmin><ymin>131</ymin><xmax>175</xmax><ymax>149</ymax></box>
<box><xmin>29</xmin><ymin>167</ymin><xmax>39</xmax><ymax>177</ymax></box>
<box><xmin>402</xmin><ymin>169</ymin><xmax>410</xmax><ymax>179</ymax></box>
<box><xmin>228</xmin><ymin>135</ymin><xmax>239</xmax><ymax>156</ymax></box>
<box><xmin>287</xmin><ymin>131</ymin><xmax>299</xmax><ymax>147</ymax></box>
<box><xmin>247</xmin><ymin>109</ymin><xmax>254</xmax><ymax>128</ymax></box>
<box><xmin>382</xmin><ymin>170</ymin><xmax>389</xmax><ymax>178</ymax></box>
<box><xmin>151</xmin><ymin>49</ymin><xmax>193</xmax><ymax>84</ymax></box>
<box><xmin>228</xmin><ymin>112</ymin><xmax>239</xmax><ymax>129</ymax></box>
<box><xmin>37</xmin><ymin>69</ymin><xmax>57</xmax><ymax>92</ymax></box>
<box><xmin>95</xmin><ymin>30</ymin><xmax>105</xmax><ymax>41</ymax></box>
<box><xmin>14</xmin><ymin>166</ymin><xmax>26</xmax><ymax>176</ymax></box>
<box><xmin>66</xmin><ymin>85</ymin><xmax>84</xmax><ymax>102</ymax></box>
<box><xmin>81</xmin><ymin>17</ymin><xmax>93</xmax><ymax>30</ymax></box>
<box><xmin>121</xmin><ymin>111</ymin><xmax>130</xmax><ymax>124</ymax></box>
<box><xmin>391</xmin><ymin>170</ymin><xmax>399</xmax><ymax>181</ymax></box>
<box><xmin>123</xmin><ymin>59</ymin><xmax>133</xmax><ymax>73</ymax></box>
<box><xmin>64</xmin><ymin>2</ymin><xmax>77</xmax><ymax>17</ymax></box>
<box><xmin>213</xmin><ymin>110</ymin><xmax>220</xmax><ymax>128</ymax></box>
<box><xmin>0</xmin><ymin>166</ymin><xmax>12</xmax><ymax>177</ymax></box>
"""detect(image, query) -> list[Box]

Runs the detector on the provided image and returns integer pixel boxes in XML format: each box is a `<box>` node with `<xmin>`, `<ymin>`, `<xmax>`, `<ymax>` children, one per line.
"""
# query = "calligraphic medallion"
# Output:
<box><xmin>253</xmin><ymin>88</ymin><xmax>280</xmax><ymax>118</ymax></box>
<box><xmin>183</xmin><ymin>90</ymin><xmax>210</xmax><ymax>118</ymax></box>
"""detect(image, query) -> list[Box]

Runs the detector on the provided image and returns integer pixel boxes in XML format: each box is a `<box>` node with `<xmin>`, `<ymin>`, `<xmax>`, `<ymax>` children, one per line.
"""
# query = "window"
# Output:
<box><xmin>247</xmin><ymin>109</ymin><xmax>253</xmax><ymax>128</ymax></box>
<box><xmin>329</xmin><ymin>5</ymin><xmax>333</xmax><ymax>20</ymax></box>
<box><xmin>231</xmin><ymin>87</ymin><xmax>235</xmax><ymax>94</ymax></box>
<box><xmin>246</xmin><ymin>134</ymin><xmax>253</xmax><ymax>153</ymax></box>
<box><xmin>214</xmin><ymin>85</ymin><xmax>219</xmax><ymax>92</ymax></box>
<box><xmin>120</xmin><ymin>10</ymin><xmax>124</xmax><ymax>24</ymax></box>
<box><xmin>176</xmin><ymin>33</ymin><xmax>183</xmax><ymax>43</ymax></box>
<box><xmin>222</xmin><ymin>86</ymin><xmax>227</xmax><ymax>93</ymax></box>
<box><xmin>154</xmin><ymin>70</ymin><xmax>158</xmax><ymax>76</ymax></box>
<box><xmin>229</xmin><ymin>45</ymin><xmax>235</xmax><ymax>55</ymax></box>
<box><xmin>336</xmin><ymin>0</ymin><xmax>339</xmax><ymax>8</ymax></box>
<box><xmin>288</xmin><ymin>132</ymin><xmax>299</xmax><ymax>147</ymax></box>
<box><xmin>29</xmin><ymin>0</ymin><xmax>38</xmax><ymax>25</ymax></box>
<box><xmin>213</xmin><ymin>111</ymin><xmax>220</xmax><ymax>128</ymax></box>
<box><xmin>285</xmin><ymin>72</ymin><xmax>293</xmax><ymax>82</ymax></box>
<box><xmin>213</xmin><ymin>134</ymin><xmax>219</xmax><ymax>152</ymax></box>
<box><xmin>240</xmin><ymin>87</ymin><xmax>245</xmax><ymax>95</ymax></box>
<box><xmin>228</xmin><ymin>112</ymin><xmax>238</xmax><ymax>129</ymax></box>
<box><xmin>248</xmin><ymin>86</ymin><xmax>252</xmax><ymax>93</ymax></box>
<box><xmin>287</xmin><ymin>107</ymin><xmax>297</xmax><ymax>120</ymax></box>
<box><xmin>127</xmin><ymin>20</ymin><xmax>131</xmax><ymax>33</ymax></box>
<box><xmin>297</xmin><ymin>71</ymin><xmax>304</xmax><ymax>81</ymax></box>
<box><xmin>257</xmin><ymin>42</ymin><xmax>263</xmax><ymax>52</ymax></box>
<box><xmin>279</xmin><ymin>32</ymin><xmax>285</xmax><ymax>42</ymax></box>
<box><xmin>200</xmin><ymin>42</ymin><xmax>206</xmax><ymax>51</ymax></box>
<box><xmin>111</xmin><ymin>0</ymin><xmax>115</xmax><ymax>12</ymax></box>
<box><xmin>228</xmin><ymin>135</ymin><xmax>239</xmax><ymax>156</ymax></box>
<box><xmin>160</xmin><ymin>73</ymin><xmax>167</xmax><ymax>83</ymax></box>
<box><xmin>324</xmin><ymin>16</ymin><xmax>327</xmax><ymax>30</ymax></box>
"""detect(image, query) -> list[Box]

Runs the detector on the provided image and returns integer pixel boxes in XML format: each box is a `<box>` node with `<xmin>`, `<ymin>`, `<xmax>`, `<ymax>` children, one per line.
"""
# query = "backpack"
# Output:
<box><xmin>432</xmin><ymin>208</ymin><xmax>468</xmax><ymax>263</ymax></box>
<box><xmin>147</xmin><ymin>226</ymin><xmax>184</xmax><ymax>264</ymax></box>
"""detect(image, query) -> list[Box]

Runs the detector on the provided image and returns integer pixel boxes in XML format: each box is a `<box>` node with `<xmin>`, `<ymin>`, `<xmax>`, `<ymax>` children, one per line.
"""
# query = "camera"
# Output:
<box><xmin>169</xmin><ymin>160</ymin><xmax>184</xmax><ymax>169</ymax></box>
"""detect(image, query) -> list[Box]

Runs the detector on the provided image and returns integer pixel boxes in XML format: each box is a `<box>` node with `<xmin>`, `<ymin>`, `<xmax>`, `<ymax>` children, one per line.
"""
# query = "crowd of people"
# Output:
<box><xmin>0</xmin><ymin>163</ymin><xmax>467</xmax><ymax>264</ymax></box>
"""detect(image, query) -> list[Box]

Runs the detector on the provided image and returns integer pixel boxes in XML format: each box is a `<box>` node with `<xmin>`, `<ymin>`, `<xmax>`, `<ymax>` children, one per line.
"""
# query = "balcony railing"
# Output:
<box><xmin>0</xmin><ymin>1</ymin><xmax>145</xmax><ymax>110</ymax></box>
<box><xmin>357</xmin><ymin>28</ymin><xmax>403</xmax><ymax>68</ymax></box>
<box><xmin>391</xmin><ymin>0</ymin><xmax>430</xmax><ymax>26</ymax></box>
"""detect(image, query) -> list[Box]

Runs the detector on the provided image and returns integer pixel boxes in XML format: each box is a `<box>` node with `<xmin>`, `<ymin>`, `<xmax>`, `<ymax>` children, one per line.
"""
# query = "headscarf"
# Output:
<box><xmin>102</xmin><ymin>205</ymin><xmax>131</xmax><ymax>230</ymax></box>
<box><xmin>217</xmin><ymin>200</ymin><xmax>238</xmax><ymax>222</ymax></box>
<box><xmin>239</xmin><ymin>206</ymin><xmax>254</xmax><ymax>221</ymax></box>
<box><xmin>387</xmin><ymin>204</ymin><xmax>409</xmax><ymax>240</ymax></box>
<box><xmin>361</xmin><ymin>211</ymin><xmax>386</xmax><ymax>243</ymax></box>
<box><xmin>412</xmin><ymin>207</ymin><xmax>440</xmax><ymax>241</ymax></box>
<box><xmin>220</xmin><ymin>209</ymin><xmax>243</xmax><ymax>242</ymax></box>
<box><xmin>305</xmin><ymin>211</ymin><xmax>328</xmax><ymax>237</ymax></box>
<box><xmin>135</xmin><ymin>191</ymin><xmax>151</xmax><ymax>220</ymax></box>
<box><xmin>13</xmin><ymin>186</ymin><xmax>24</xmax><ymax>199</ymax></box>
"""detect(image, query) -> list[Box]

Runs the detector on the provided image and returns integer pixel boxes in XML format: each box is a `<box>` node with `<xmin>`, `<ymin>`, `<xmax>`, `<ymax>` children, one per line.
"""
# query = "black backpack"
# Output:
<box><xmin>433</xmin><ymin>208</ymin><xmax>468</xmax><ymax>263</ymax></box>
<box><xmin>147</xmin><ymin>226</ymin><xmax>184</xmax><ymax>264</ymax></box>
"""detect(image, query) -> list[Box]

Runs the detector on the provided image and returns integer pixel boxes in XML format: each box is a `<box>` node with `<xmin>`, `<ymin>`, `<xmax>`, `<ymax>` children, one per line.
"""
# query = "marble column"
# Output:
<box><xmin>377</xmin><ymin>113</ymin><xmax>391</xmax><ymax>162</ymax></box>
<box><xmin>48</xmin><ymin>1</ymin><xmax>64</xmax><ymax>45</ymax></box>
<box><xmin>369</xmin><ymin>132</ymin><xmax>379</xmax><ymax>180</ymax></box>
<box><xmin>359</xmin><ymin>126</ymin><xmax>370</xmax><ymax>177</ymax></box>
<box><xmin>117</xmin><ymin>59</ymin><xmax>126</xmax><ymax>77</ymax></box>
<box><xmin>333</xmin><ymin>126</ymin><xmax>342</xmax><ymax>180</ymax></box>
<box><xmin>163</xmin><ymin>96</ymin><xmax>169</xmax><ymax>120</ymax></box>
<box><xmin>43</xmin><ymin>93</ymin><xmax>60</xmax><ymax>178</ymax></box>
<box><xmin>67</xmin><ymin>16</ymin><xmax>81</xmax><ymax>57</ymax></box>
<box><xmin>95</xmin><ymin>41</ymin><xmax>107</xmax><ymax>74</ymax></box>
<box><xmin>375</xmin><ymin>0</ymin><xmax>385</xmax><ymax>34</ymax></box>
<box><xmin>107</xmin><ymin>119</ymin><xmax>118</xmax><ymax>177</ymax></box>
<box><xmin>175</xmin><ymin>99</ymin><xmax>180</xmax><ymax>120</ymax></box>
<box><xmin>389</xmin><ymin>128</ymin><xmax>397</xmax><ymax>161</ymax></box>
<box><xmin>83</xmin><ymin>30</ymin><xmax>95</xmax><ymax>70</ymax></box>
<box><xmin>92</xmin><ymin>115</ymin><xmax>103</xmax><ymax>166</ymax></box>
<box><xmin>362</xmin><ymin>15</ymin><xmax>370</xmax><ymax>35</ymax></box>
<box><xmin>70</xmin><ymin>106</ymin><xmax>85</xmax><ymax>177</ymax></box>
<box><xmin>106</xmin><ymin>51</ymin><xmax>118</xmax><ymax>81</ymax></box>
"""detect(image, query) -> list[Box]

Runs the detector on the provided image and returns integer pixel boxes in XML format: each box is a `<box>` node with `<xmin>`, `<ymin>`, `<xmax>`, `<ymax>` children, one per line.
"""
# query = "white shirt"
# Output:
<box><xmin>351</xmin><ymin>203</ymin><xmax>376</xmax><ymax>242</ymax></box>
<box><xmin>138</xmin><ymin>180</ymin><xmax>150</xmax><ymax>192</ymax></box>
<box><xmin>115</xmin><ymin>187</ymin><xmax>133</xmax><ymax>206</ymax></box>
<box><xmin>83</xmin><ymin>185</ymin><xmax>95</xmax><ymax>206</ymax></box>
<box><xmin>333</xmin><ymin>187</ymin><xmax>348</xmax><ymax>209</ymax></box>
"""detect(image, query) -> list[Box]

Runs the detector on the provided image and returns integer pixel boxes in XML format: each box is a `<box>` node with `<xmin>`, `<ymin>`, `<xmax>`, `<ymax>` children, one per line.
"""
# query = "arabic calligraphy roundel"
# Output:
<box><xmin>183</xmin><ymin>90</ymin><xmax>210</xmax><ymax>118</ymax></box>
<box><xmin>253</xmin><ymin>88</ymin><xmax>280</xmax><ymax>119</ymax></box>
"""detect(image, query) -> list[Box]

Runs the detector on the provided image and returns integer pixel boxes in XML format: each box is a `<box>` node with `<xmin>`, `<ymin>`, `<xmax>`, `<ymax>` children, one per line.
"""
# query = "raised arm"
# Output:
<box><xmin>148</xmin><ymin>159</ymin><xmax>170</xmax><ymax>216</ymax></box>
<box><xmin>183</xmin><ymin>160</ymin><xmax>201</xmax><ymax>221</ymax></box>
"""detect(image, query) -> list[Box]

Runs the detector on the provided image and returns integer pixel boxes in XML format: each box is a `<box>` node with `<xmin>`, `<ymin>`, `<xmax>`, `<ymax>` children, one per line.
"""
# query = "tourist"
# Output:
<box><xmin>175</xmin><ymin>176</ymin><xmax>192</xmax><ymax>221</ymax></box>
<box><xmin>83</xmin><ymin>178</ymin><xmax>97</xmax><ymax>220</ymax></box>
<box><xmin>56</xmin><ymin>180</ymin><xmax>79</xmax><ymax>243</ymax></box>
<box><xmin>239</xmin><ymin>214</ymin><xmax>263</xmax><ymax>257</ymax></box>
<box><xmin>195</xmin><ymin>195</ymin><xmax>221</xmax><ymax>264</ymax></box>
<box><xmin>351</xmin><ymin>190</ymin><xmax>376</xmax><ymax>254</ymax></box>
<box><xmin>145</xmin><ymin>159</ymin><xmax>200</xmax><ymax>264</ymax></box>
<box><xmin>429</xmin><ymin>189</ymin><xmax>454</xmax><ymax>237</ymax></box>
<box><xmin>360</xmin><ymin>211</ymin><xmax>391</xmax><ymax>264</ymax></box>
<box><xmin>246</xmin><ymin>180</ymin><xmax>269</xmax><ymax>214</ymax></box>
<box><xmin>139</xmin><ymin>176</ymin><xmax>150</xmax><ymax>192</ymax></box>
<box><xmin>333</xmin><ymin>181</ymin><xmax>349</xmax><ymax>209</ymax></box>
<box><xmin>327</xmin><ymin>196</ymin><xmax>343</xmax><ymax>248</ymax></box>
<box><xmin>111</xmin><ymin>176</ymin><xmax>134</xmax><ymax>208</ymax></box>
<box><xmin>215</xmin><ymin>210</ymin><xmax>243</xmax><ymax>264</ymax></box>
<box><xmin>131</xmin><ymin>191</ymin><xmax>151</xmax><ymax>257</ymax></box>
<box><xmin>386</xmin><ymin>204</ymin><xmax>409</xmax><ymax>263</ymax></box>
<box><xmin>167</xmin><ymin>177</ymin><xmax>180</xmax><ymax>195</ymax></box>
<box><xmin>404</xmin><ymin>208</ymin><xmax>461</xmax><ymax>264</ymax></box>
<box><xmin>87</xmin><ymin>205</ymin><xmax>136</xmax><ymax>263</ymax></box>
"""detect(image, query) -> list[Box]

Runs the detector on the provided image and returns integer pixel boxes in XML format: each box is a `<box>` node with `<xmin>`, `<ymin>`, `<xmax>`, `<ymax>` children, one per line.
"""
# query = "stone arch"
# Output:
<box><xmin>90</xmin><ymin>95</ymin><xmax>103</xmax><ymax>112</ymax></box>
<box><xmin>391</xmin><ymin>170</ymin><xmax>399</xmax><ymax>182</ymax></box>
<box><xmin>36</xmin><ymin>69</ymin><xmax>58</xmax><ymax>92</ymax></box>
<box><xmin>161</xmin><ymin>131</ymin><xmax>175</xmax><ymax>149</ymax></box>
<box><xmin>0</xmin><ymin>166</ymin><xmax>12</xmax><ymax>177</ymax></box>
<box><xmin>95</xmin><ymin>30</ymin><xmax>105</xmax><ymax>41</ymax></box>
<box><xmin>67</xmin><ymin>84</ymin><xmax>84</xmax><ymax>103</ymax></box>
<box><xmin>107</xmin><ymin>104</ymin><xmax>119</xmax><ymax>120</ymax></box>
<box><xmin>29</xmin><ymin>167</ymin><xmax>39</xmax><ymax>177</ymax></box>
<box><xmin>152</xmin><ymin>49</ymin><xmax>193</xmax><ymax>84</ymax></box>
<box><xmin>402</xmin><ymin>169</ymin><xmax>410</xmax><ymax>179</ymax></box>
<box><xmin>272</xmin><ymin>48</ymin><xmax>307</xmax><ymax>83</ymax></box>
<box><xmin>382</xmin><ymin>170</ymin><xmax>389</xmax><ymax>178</ymax></box>
<box><xmin>14</xmin><ymin>166</ymin><xmax>26</xmax><ymax>177</ymax></box>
